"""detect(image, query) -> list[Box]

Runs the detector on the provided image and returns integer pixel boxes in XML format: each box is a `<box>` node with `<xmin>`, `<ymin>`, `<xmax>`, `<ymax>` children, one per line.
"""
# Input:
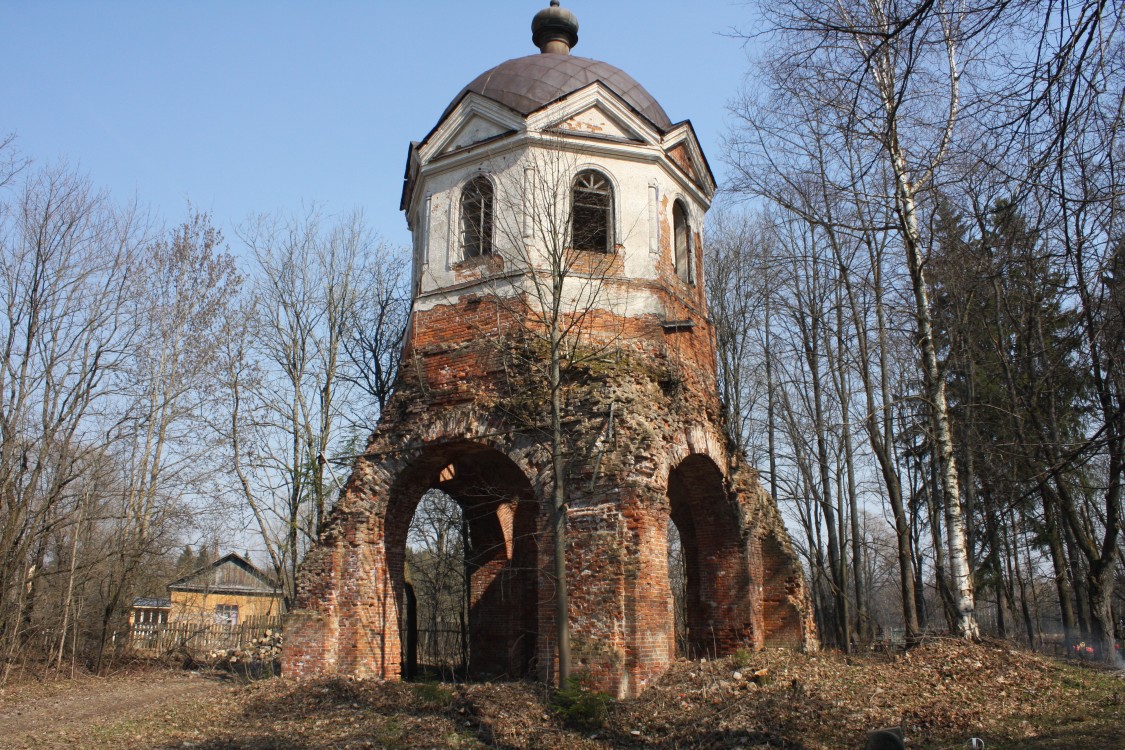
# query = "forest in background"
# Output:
<box><xmin>714</xmin><ymin>0</ymin><xmax>1123</xmax><ymax>660</ymax></box>
<box><xmin>1</xmin><ymin>0</ymin><xmax>1122</xmax><ymax>681</ymax></box>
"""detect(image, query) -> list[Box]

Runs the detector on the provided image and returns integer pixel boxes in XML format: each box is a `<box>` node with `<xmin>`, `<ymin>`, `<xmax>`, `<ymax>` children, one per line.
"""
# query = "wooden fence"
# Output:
<box><xmin>129</xmin><ymin>615</ymin><xmax>283</xmax><ymax>656</ymax></box>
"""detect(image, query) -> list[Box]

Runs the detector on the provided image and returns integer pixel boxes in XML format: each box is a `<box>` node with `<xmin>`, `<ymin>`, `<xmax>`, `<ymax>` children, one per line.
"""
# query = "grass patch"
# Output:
<box><xmin>411</xmin><ymin>681</ymin><xmax>456</xmax><ymax>710</ymax></box>
<box><xmin>553</xmin><ymin>672</ymin><xmax>612</xmax><ymax>730</ymax></box>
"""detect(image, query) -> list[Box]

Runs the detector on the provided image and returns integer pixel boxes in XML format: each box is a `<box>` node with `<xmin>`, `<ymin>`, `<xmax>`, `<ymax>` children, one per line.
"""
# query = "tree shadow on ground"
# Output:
<box><xmin>159</xmin><ymin>678</ymin><xmax>472</xmax><ymax>750</ymax></box>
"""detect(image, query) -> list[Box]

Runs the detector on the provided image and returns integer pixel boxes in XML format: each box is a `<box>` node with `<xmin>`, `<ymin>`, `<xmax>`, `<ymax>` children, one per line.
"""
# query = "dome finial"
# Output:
<box><xmin>532</xmin><ymin>1</ymin><xmax>579</xmax><ymax>55</ymax></box>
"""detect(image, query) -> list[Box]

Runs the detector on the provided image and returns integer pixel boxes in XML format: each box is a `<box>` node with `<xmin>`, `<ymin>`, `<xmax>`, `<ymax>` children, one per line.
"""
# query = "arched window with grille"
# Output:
<box><xmin>571</xmin><ymin>170</ymin><xmax>613</xmax><ymax>253</ymax></box>
<box><xmin>461</xmin><ymin>176</ymin><xmax>494</xmax><ymax>258</ymax></box>
<box><xmin>673</xmin><ymin>200</ymin><xmax>692</xmax><ymax>284</ymax></box>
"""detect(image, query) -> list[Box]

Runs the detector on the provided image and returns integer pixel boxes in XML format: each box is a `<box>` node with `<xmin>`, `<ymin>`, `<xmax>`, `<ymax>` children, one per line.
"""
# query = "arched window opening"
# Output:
<box><xmin>572</xmin><ymin>170</ymin><xmax>612</xmax><ymax>252</ymax></box>
<box><xmin>673</xmin><ymin>200</ymin><xmax>692</xmax><ymax>283</ymax></box>
<box><xmin>461</xmin><ymin>176</ymin><xmax>494</xmax><ymax>258</ymax></box>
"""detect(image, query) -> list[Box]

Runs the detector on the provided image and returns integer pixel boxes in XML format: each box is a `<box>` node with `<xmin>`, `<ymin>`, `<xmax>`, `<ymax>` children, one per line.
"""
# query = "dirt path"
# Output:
<box><xmin>0</xmin><ymin>671</ymin><xmax>230</xmax><ymax>749</ymax></box>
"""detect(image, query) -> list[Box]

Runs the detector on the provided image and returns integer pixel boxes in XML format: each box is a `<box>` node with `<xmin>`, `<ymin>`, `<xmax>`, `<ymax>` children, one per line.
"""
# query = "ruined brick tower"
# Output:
<box><xmin>284</xmin><ymin>2</ymin><xmax>816</xmax><ymax>697</ymax></box>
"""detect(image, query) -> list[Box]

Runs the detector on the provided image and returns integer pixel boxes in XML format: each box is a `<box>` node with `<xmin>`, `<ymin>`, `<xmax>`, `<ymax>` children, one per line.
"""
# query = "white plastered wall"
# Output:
<box><xmin>406</xmin><ymin>96</ymin><xmax>711</xmax><ymax>320</ymax></box>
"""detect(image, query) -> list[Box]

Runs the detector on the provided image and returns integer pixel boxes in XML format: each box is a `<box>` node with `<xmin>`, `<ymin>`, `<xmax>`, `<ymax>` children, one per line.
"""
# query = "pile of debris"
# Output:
<box><xmin>208</xmin><ymin>629</ymin><xmax>282</xmax><ymax>677</ymax></box>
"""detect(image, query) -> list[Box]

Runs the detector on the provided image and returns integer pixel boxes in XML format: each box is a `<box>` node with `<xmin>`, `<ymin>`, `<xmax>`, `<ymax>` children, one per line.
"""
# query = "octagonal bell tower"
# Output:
<box><xmin>284</xmin><ymin>2</ymin><xmax>816</xmax><ymax>698</ymax></box>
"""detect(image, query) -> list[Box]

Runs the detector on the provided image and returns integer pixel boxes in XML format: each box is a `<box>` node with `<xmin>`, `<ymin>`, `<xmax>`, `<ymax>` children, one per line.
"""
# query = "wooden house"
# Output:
<box><xmin>167</xmin><ymin>552</ymin><xmax>283</xmax><ymax>626</ymax></box>
<box><xmin>128</xmin><ymin>597</ymin><xmax>171</xmax><ymax>628</ymax></box>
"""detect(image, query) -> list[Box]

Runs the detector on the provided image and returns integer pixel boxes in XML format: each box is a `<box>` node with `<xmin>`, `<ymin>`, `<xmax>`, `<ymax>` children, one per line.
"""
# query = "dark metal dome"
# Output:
<box><xmin>442</xmin><ymin>53</ymin><xmax>673</xmax><ymax>132</ymax></box>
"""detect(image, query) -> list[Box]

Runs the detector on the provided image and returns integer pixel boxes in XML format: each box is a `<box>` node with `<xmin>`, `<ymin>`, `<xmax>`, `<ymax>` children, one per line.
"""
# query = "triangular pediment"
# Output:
<box><xmin>419</xmin><ymin>93</ymin><xmax>525</xmax><ymax>162</ymax></box>
<box><xmin>550</xmin><ymin>102</ymin><xmax>645</xmax><ymax>142</ymax></box>
<box><xmin>662</xmin><ymin>122</ymin><xmax>717</xmax><ymax>198</ymax></box>
<box><xmin>442</xmin><ymin>114</ymin><xmax>512</xmax><ymax>153</ymax></box>
<box><xmin>531</xmin><ymin>82</ymin><xmax>662</xmax><ymax>146</ymax></box>
<box><xmin>668</xmin><ymin>143</ymin><xmax>698</xmax><ymax>181</ymax></box>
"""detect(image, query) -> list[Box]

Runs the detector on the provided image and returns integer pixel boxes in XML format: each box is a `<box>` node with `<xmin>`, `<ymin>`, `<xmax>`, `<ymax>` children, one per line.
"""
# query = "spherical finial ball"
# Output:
<box><xmin>532</xmin><ymin>1</ymin><xmax>579</xmax><ymax>54</ymax></box>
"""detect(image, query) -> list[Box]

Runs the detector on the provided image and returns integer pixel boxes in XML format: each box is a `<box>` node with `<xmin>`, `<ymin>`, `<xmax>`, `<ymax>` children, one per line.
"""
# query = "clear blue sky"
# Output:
<box><xmin>2</xmin><ymin>1</ymin><xmax>758</xmax><ymax>249</ymax></box>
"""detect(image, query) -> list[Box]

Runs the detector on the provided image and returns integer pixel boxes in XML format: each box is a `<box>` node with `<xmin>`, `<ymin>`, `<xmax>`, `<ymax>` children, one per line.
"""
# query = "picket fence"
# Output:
<box><xmin>129</xmin><ymin>615</ymin><xmax>283</xmax><ymax>655</ymax></box>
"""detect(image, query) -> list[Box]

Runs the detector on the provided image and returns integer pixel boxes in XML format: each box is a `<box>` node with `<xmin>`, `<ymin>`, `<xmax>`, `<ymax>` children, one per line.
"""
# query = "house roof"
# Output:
<box><xmin>167</xmin><ymin>552</ymin><xmax>280</xmax><ymax>595</ymax></box>
<box><xmin>132</xmin><ymin>597</ymin><xmax>171</xmax><ymax>609</ymax></box>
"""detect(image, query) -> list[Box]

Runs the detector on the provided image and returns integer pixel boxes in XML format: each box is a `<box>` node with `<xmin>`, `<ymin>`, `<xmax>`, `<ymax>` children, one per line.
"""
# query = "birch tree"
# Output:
<box><xmin>731</xmin><ymin>0</ymin><xmax>984</xmax><ymax>638</ymax></box>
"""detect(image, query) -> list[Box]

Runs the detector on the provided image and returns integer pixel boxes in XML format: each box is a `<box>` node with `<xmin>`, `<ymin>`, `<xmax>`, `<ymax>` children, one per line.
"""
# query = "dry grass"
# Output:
<box><xmin>1</xmin><ymin>639</ymin><xmax>1121</xmax><ymax>749</ymax></box>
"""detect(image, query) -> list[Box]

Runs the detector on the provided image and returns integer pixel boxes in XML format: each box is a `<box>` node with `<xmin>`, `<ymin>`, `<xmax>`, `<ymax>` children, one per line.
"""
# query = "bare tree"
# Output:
<box><xmin>427</xmin><ymin>145</ymin><xmax>641</xmax><ymax>686</ymax></box>
<box><xmin>502</xmin><ymin>150</ymin><xmax>616</xmax><ymax>686</ymax></box>
<box><xmin>230</xmin><ymin>209</ymin><xmax>386</xmax><ymax>605</ymax></box>
<box><xmin>705</xmin><ymin>208</ymin><xmax>777</xmax><ymax>465</ymax></box>
<box><xmin>1019</xmin><ymin>4</ymin><xmax>1124</xmax><ymax>660</ymax></box>
<box><xmin>730</xmin><ymin>0</ymin><xmax>984</xmax><ymax>639</ymax></box>
<box><xmin>94</xmin><ymin>212</ymin><xmax>240</xmax><ymax>666</ymax></box>
<box><xmin>342</xmin><ymin>244</ymin><xmax>410</xmax><ymax>423</ymax></box>
<box><xmin>0</xmin><ymin>161</ymin><xmax>145</xmax><ymax>676</ymax></box>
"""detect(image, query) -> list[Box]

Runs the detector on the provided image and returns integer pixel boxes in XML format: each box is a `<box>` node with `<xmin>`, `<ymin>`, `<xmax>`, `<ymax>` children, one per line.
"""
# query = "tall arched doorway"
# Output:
<box><xmin>384</xmin><ymin>443</ymin><xmax>540</xmax><ymax>680</ymax></box>
<box><xmin>666</xmin><ymin>454</ymin><xmax>750</xmax><ymax>657</ymax></box>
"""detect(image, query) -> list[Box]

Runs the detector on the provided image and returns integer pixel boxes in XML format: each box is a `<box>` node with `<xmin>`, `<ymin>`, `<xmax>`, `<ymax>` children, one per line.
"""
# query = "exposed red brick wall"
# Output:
<box><xmin>283</xmin><ymin>273</ymin><xmax>816</xmax><ymax>697</ymax></box>
<box><xmin>667</xmin><ymin>144</ymin><xmax>698</xmax><ymax>183</ymax></box>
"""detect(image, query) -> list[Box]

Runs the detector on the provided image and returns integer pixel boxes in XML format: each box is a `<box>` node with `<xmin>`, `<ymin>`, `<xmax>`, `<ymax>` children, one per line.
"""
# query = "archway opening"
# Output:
<box><xmin>386</xmin><ymin>444</ymin><xmax>540</xmax><ymax>682</ymax></box>
<box><xmin>666</xmin><ymin>454</ymin><xmax>746</xmax><ymax>657</ymax></box>
<box><xmin>666</xmin><ymin>518</ymin><xmax>688</xmax><ymax>656</ymax></box>
<box><xmin>405</xmin><ymin>488</ymin><xmax>467</xmax><ymax>680</ymax></box>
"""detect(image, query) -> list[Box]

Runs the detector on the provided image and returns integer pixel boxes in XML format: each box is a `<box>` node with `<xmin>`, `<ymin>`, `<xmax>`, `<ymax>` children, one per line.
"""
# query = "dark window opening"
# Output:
<box><xmin>674</xmin><ymin>200</ymin><xmax>692</xmax><ymax>283</ymax></box>
<box><xmin>572</xmin><ymin>170</ymin><xmax>612</xmax><ymax>252</ymax></box>
<box><xmin>461</xmin><ymin>176</ymin><xmax>494</xmax><ymax>258</ymax></box>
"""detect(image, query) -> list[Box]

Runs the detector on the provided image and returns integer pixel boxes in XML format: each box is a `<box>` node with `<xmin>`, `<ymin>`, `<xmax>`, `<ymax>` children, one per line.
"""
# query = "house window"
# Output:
<box><xmin>572</xmin><ymin>170</ymin><xmax>613</xmax><ymax>252</ymax></box>
<box><xmin>461</xmin><ymin>176</ymin><xmax>494</xmax><ymax>258</ymax></box>
<box><xmin>673</xmin><ymin>200</ymin><xmax>692</xmax><ymax>284</ymax></box>
<box><xmin>215</xmin><ymin>604</ymin><xmax>239</xmax><ymax>626</ymax></box>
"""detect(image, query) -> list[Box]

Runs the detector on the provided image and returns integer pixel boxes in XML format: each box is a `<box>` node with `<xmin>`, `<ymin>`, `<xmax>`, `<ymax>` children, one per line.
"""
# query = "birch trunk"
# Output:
<box><xmin>884</xmin><ymin>114</ymin><xmax>978</xmax><ymax>641</ymax></box>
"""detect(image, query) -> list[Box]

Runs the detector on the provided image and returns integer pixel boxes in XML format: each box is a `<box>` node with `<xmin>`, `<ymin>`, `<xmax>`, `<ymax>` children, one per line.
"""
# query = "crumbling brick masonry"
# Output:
<box><xmin>282</xmin><ymin>2</ymin><xmax>816</xmax><ymax>698</ymax></box>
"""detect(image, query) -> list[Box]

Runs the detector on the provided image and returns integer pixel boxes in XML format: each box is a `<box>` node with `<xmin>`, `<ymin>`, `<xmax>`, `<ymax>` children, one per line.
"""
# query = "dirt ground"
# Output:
<box><xmin>0</xmin><ymin>670</ymin><xmax>232</xmax><ymax>749</ymax></box>
<box><xmin>0</xmin><ymin>640</ymin><xmax>1121</xmax><ymax>749</ymax></box>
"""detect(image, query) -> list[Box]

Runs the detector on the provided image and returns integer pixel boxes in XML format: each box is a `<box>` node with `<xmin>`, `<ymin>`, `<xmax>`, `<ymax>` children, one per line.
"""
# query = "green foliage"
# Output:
<box><xmin>732</xmin><ymin>648</ymin><xmax>753</xmax><ymax>668</ymax></box>
<box><xmin>553</xmin><ymin>672</ymin><xmax>612</xmax><ymax>730</ymax></box>
<box><xmin>411</xmin><ymin>681</ymin><xmax>456</xmax><ymax>710</ymax></box>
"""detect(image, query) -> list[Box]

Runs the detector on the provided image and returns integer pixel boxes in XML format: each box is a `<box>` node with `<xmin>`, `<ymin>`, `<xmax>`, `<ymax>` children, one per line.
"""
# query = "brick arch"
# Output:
<box><xmin>665</xmin><ymin>453</ymin><xmax>754</xmax><ymax>656</ymax></box>
<box><xmin>285</xmin><ymin>438</ymin><xmax>544</xmax><ymax>683</ymax></box>
<box><xmin>381</xmin><ymin>441</ymin><xmax>543</xmax><ymax>680</ymax></box>
<box><xmin>661</xmin><ymin>425</ymin><xmax>727</xmax><ymax>480</ymax></box>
